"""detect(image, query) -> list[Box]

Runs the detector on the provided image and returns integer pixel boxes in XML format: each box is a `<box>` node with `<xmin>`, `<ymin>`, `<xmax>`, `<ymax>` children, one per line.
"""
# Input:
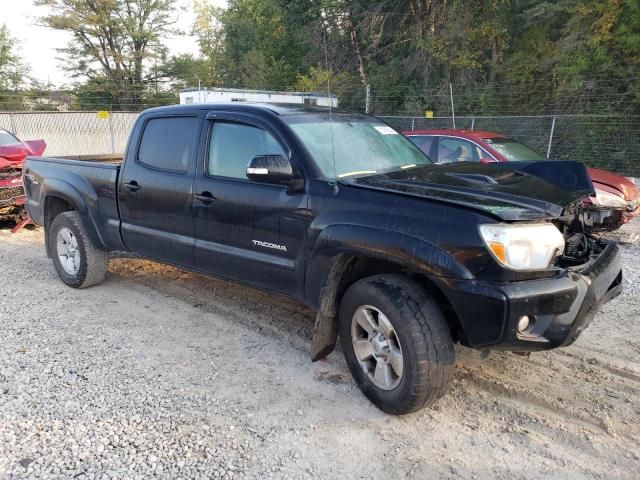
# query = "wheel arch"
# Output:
<box><xmin>308</xmin><ymin>225</ymin><xmax>470</xmax><ymax>360</ymax></box>
<box><xmin>43</xmin><ymin>194</ymin><xmax>77</xmax><ymax>258</ymax></box>
<box><xmin>42</xmin><ymin>182</ymin><xmax>105</xmax><ymax>257</ymax></box>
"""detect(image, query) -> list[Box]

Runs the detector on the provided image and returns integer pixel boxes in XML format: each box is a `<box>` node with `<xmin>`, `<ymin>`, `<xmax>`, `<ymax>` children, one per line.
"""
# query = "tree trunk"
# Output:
<box><xmin>348</xmin><ymin>8</ymin><xmax>368</xmax><ymax>88</ymax></box>
<box><xmin>489</xmin><ymin>40</ymin><xmax>498</xmax><ymax>84</ymax></box>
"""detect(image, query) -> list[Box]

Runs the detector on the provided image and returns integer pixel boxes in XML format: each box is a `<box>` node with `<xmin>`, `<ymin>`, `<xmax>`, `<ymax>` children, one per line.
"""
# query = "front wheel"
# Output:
<box><xmin>339</xmin><ymin>274</ymin><xmax>455</xmax><ymax>414</ymax></box>
<box><xmin>48</xmin><ymin>211</ymin><xmax>108</xmax><ymax>288</ymax></box>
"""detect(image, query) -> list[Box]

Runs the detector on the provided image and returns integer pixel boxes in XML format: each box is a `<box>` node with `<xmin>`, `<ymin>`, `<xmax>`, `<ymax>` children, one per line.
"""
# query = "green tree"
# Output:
<box><xmin>192</xmin><ymin>0</ymin><xmax>225</xmax><ymax>85</ymax></box>
<box><xmin>184</xmin><ymin>0</ymin><xmax>639</xmax><ymax>116</ymax></box>
<box><xmin>194</xmin><ymin>0</ymin><xmax>312</xmax><ymax>89</ymax></box>
<box><xmin>72</xmin><ymin>77</ymin><xmax>121</xmax><ymax>110</ymax></box>
<box><xmin>36</xmin><ymin>0</ymin><xmax>178</xmax><ymax>108</ymax></box>
<box><xmin>0</xmin><ymin>24</ymin><xmax>30</xmax><ymax>110</ymax></box>
<box><xmin>158</xmin><ymin>53</ymin><xmax>209</xmax><ymax>89</ymax></box>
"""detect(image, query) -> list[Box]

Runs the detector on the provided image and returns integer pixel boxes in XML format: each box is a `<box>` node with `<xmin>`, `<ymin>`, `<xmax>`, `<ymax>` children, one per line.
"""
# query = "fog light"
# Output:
<box><xmin>517</xmin><ymin>316</ymin><xmax>530</xmax><ymax>333</ymax></box>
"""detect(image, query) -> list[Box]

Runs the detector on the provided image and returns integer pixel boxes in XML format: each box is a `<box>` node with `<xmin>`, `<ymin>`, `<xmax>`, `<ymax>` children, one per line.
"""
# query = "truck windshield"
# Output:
<box><xmin>284</xmin><ymin>114</ymin><xmax>432</xmax><ymax>178</ymax></box>
<box><xmin>484</xmin><ymin>138</ymin><xmax>546</xmax><ymax>161</ymax></box>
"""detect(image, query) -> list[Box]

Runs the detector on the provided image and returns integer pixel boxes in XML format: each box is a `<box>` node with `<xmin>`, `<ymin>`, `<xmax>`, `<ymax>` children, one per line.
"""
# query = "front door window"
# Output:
<box><xmin>437</xmin><ymin>137</ymin><xmax>482</xmax><ymax>163</ymax></box>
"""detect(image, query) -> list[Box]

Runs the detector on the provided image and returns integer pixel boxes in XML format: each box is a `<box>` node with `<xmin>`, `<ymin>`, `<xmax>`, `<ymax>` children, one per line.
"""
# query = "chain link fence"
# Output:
<box><xmin>0</xmin><ymin>112</ymin><xmax>138</xmax><ymax>157</ymax></box>
<box><xmin>0</xmin><ymin>111</ymin><xmax>638</xmax><ymax>177</ymax></box>
<box><xmin>380</xmin><ymin>115</ymin><xmax>640</xmax><ymax>177</ymax></box>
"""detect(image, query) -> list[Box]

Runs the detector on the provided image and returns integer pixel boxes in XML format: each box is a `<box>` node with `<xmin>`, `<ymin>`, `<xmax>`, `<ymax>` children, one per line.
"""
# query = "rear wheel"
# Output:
<box><xmin>339</xmin><ymin>274</ymin><xmax>455</xmax><ymax>414</ymax></box>
<box><xmin>48</xmin><ymin>211</ymin><xmax>108</xmax><ymax>288</ymax></box>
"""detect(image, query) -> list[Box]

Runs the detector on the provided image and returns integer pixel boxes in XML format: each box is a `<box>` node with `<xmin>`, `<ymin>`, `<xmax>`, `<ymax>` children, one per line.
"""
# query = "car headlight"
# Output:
<box><xmin>592</xmin><ymin>189</ymin><xmax>628</xmax><ymax>208</ymax></box>
<box><xmin>479</xmin><ymin>223</ymin><xmax>565</xmax><ymax>271</ymax></box>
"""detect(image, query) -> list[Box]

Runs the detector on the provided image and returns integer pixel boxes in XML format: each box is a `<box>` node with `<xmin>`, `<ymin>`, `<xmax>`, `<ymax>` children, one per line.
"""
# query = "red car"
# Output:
<box><xmin>404</xmin><ymin>129</ymin><xmax>640</xmax><ymax>231</ymax></box>
<box><xmin>0</xmin><ymin>129</ymin><xmax>46</xmax><ymax>231</ymax></box>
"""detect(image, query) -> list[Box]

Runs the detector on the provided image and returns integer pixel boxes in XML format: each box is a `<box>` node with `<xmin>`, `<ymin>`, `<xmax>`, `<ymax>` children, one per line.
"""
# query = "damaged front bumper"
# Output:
<box><xmin>436</xmin><ymin>241</ymin><xmax>623</xmax><ymax>351</ymax></box>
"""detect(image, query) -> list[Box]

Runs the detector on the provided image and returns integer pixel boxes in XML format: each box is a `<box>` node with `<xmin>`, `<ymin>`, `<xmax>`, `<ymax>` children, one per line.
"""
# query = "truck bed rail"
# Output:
<box><xmin>55</xmin><ymin>154</ymin><xmax>123</xmax><ymax>164</ymax></box>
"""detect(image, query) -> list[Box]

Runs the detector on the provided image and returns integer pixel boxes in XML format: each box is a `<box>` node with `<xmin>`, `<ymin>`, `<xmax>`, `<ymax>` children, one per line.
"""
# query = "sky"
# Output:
<box><xmin>1</xmin><ymin>0</ymin><xmax>227</xmax><ymax>88</ymax></box>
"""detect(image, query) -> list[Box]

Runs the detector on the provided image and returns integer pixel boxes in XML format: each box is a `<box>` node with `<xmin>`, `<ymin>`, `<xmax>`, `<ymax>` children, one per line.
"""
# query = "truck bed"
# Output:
<box><xmin>23</xmin><ymin>155</ymin><xmax>124</xmax><ymax>251</ymax></box>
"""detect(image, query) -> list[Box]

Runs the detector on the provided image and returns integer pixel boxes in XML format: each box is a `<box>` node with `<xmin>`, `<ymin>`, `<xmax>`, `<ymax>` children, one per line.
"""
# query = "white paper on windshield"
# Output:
<box><xmin>374</xmin><ymin>126</ymin><xmax>398</xmax><ymax>135</ymax></box>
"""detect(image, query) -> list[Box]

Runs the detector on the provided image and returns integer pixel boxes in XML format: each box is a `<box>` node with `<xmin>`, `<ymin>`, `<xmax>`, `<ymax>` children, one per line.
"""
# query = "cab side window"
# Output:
<box><xmin>437</xmin><ymin>137</ymin><xmax>480</xmax><ymax>163</ymax></box>
<box><xmin>208</xmin><ymin>122</ymin><xmax>285</xmax><ymax>179</ymax></box>
<box><xmin>138</xmin><ymin>117</ymin><xmax>199</xmax><ymax>173</ymax></box>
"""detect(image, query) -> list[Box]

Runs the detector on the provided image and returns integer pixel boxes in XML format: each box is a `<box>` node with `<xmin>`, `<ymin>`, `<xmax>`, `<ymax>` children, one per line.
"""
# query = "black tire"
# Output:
<box><xmin>48</xmin><ymin>211</ymin><xmax>108</xmax><ymax>288</ymax></box>
<box><xmin>339</xmin><ymin>274</ymin><xmax>455</xmax><ymax>414</ymax></box>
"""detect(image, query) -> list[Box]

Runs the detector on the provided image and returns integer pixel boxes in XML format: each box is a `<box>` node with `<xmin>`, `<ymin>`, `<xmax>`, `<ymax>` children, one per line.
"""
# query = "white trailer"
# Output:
<box><xmin>179</xmin><ymin>87</ymin><xmax>338</xmax><ymax>108</ymax></box>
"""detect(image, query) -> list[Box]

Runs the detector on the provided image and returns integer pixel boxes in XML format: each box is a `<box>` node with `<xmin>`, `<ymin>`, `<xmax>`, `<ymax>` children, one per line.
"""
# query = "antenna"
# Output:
<box><xmin>323</xmin><ymin>25</ymin><xmax>337</xmax><ymax>187</ymax></box>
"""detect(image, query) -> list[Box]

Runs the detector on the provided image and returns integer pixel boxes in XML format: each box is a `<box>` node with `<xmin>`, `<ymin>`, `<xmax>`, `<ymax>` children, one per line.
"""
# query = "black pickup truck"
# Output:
<box><xmin>24</xmin><ymin>104</ymin><xmax>623</xmax><ymax>414</ymax></box>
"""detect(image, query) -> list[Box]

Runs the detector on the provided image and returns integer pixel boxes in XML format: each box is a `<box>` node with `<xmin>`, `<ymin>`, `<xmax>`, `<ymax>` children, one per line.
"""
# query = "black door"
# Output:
<box><xmin>119</xmin><ymin>115</ymin><xmax>202</xmax><ymax>266</ymax></box>
<box><xmin>192</xmin><ymin>114</ymin><xmax>309</xmax><ymax>297</ymax></box>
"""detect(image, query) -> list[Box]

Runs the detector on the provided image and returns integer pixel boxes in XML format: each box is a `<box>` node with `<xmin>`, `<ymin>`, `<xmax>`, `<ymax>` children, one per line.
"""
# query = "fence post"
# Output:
<box><xmin>470</xmin><ymin>116</ymin><xmax>475</xmax><ymax>131</ymax></box>
<box><xmin>411</xmin><ymin>117</ymin><xmax>415</xmax><ymax>130</ymax></box>
<box><xmin>365</xmin><ymin>84</ymin><xmax>371</xmax><ymax>114</ymax></box>
<box><xmin>546</xmin><ymin>116</ymin><xmax>556</xmax><ymax>159</ymax></box>
<box><xmin>449</xmin><ymin>83</ymin><xmax>456</xmax><ymax>129</ymax></box>
<box><xmin>108</xmin><ymin>112</ymin><xmax>116</xmax><ymax>154</ymax></box>
<box><xmin>9</xmin><ymin>111</ymin><xmax>17</xmax><ymax>136</ymax></box>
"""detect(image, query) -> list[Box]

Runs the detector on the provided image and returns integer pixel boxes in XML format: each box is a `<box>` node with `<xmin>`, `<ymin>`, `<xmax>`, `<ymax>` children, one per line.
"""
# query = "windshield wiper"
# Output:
<box><xmin>337</xmin><ymin>170</ymin><xmax>377</xmax><ymax>178</ymax></box>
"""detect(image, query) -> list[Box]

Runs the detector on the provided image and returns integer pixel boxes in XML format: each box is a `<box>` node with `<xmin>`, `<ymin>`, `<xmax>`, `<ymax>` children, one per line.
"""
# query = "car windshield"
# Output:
<box><xmin>484</xmin><ymin>138</ymin><xmax>546</xmax><ymax>161</ymax></box>
<box><xmin>283</xmin><ymin>114</ymin><xmax>432</xmax><ymax>178</ymax></box>
<box><xmin>0</xmin><ymin>130</ymin><xmax>20</xmax><ymax>147</ymax></box>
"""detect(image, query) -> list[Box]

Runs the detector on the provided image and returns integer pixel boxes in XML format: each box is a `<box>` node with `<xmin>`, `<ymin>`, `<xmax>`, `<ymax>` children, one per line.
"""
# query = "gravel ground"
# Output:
<box><xmin>0</xmin><ymin>220</ymin><xmax>639</xmax><ymax>479</ymax></box>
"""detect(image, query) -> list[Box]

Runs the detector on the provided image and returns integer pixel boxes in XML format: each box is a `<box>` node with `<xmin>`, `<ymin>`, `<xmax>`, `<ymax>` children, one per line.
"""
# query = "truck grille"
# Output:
<box><xmin>0</xmin><ymin>186</ymin><xmax>25</xmax><ymax>201</ymax></box>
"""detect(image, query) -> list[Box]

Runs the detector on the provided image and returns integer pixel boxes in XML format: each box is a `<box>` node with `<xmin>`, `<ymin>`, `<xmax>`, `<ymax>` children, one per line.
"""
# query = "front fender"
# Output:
<box><xmin>305</xmin><ymin>224</ymin><xmax>472</xmax><ymax>309</ymax></box>
<box><xmin>305</xmin><ymin>225</ymin><xmax>472</xmax><ymax>360</ymax></box>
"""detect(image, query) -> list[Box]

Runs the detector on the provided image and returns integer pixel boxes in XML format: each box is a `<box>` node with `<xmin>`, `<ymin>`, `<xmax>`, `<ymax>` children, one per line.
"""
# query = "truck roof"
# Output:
<box><xmin>141</xmin><ymin>103</ymin><xmax>351</xmax><ymax>117</ymax></box>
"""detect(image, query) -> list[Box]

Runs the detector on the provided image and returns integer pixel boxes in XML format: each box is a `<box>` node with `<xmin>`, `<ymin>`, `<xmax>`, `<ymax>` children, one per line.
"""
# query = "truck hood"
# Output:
<box><xmin>346</xmin><ymin>161</ymin><xmax>594</xmax><ymax>221</ymax></box>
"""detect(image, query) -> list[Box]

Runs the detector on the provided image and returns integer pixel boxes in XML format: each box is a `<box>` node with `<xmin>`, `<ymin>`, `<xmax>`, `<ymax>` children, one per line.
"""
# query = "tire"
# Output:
<box><xmin>339</xmin><ymin>274</ymin><xmax>455</xmax><ymax>414</ymax></box>
<box><xmin>48</xmin><ymin>211</ymin><xmax>108</xmax><ymax>288</ymax></box>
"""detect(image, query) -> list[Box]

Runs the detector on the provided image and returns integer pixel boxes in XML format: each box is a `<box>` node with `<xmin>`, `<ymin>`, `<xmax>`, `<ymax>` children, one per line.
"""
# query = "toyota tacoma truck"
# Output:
<box><xmin>23</xmin><ymin>104</ymin><xmax>623</xmax><ymax>414</ymax></box>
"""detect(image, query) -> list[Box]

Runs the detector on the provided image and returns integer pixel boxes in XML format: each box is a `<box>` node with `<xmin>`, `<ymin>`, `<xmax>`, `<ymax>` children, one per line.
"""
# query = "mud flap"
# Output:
<box><xmin>311</xmin><ymin>311</ymin><xmax>338</xmax><ymax>361</ymax></box>
<box><xmin>310</xmin><ymin>254</ymin><xmax>357</xmax><ymax>361</ymax></box>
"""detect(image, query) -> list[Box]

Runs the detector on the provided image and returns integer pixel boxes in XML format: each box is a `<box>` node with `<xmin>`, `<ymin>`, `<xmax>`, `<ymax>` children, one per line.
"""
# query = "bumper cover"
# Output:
<box><xmin>437</xmin><ymin>241</ymin><xmax>623</xmax><ymax>351</ymax></box>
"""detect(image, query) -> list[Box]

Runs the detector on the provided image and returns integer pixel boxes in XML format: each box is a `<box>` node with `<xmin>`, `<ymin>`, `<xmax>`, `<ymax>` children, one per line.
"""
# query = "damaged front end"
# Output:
<box><xmin>0</xmin><ymin>165</ymin><xmax>29</xmax><ymax>230</ymax></box>
<box><xmin>349</xmin><ymin>160</ymin><xmax>623</xmax><ymax>351</ymax></box>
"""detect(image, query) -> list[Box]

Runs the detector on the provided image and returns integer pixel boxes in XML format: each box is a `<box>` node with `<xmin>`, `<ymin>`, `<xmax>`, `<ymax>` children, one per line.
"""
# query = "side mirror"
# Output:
<box><xmin>246</xmin><ymin>155</ymin><xmax>294</xmax><ymax>185</ymax></box>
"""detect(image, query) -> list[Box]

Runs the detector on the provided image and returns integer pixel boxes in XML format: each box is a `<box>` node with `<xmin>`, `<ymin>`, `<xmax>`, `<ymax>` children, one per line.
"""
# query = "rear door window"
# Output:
<box><xmin>137</xmin><ymin>117</ymin><xmax>199</xmax><ymax>173</ymax></box>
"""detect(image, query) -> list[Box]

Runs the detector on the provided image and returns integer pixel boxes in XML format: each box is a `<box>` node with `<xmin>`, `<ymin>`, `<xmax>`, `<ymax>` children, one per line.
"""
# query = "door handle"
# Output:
<box><xmin>195</xmin><ymin>191</ymin><xmax>215</xmax><ymax>205</ymax></box>
<box><xmin>124</xmin><ymin>181</ymin><xmax>141</xmax><ymax>193</ymax></box>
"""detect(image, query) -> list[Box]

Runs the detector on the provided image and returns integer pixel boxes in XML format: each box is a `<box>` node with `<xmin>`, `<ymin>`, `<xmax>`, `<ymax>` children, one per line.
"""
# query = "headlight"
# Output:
<box><xmin>479</xmin><ymin>223</ymin><xmax>565</xmax><ymax>271</ymax></box>
<box><xmin>592</xmin><ymin>189</ymin><xmax>628</xmax><ymax>208</ymax></box>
